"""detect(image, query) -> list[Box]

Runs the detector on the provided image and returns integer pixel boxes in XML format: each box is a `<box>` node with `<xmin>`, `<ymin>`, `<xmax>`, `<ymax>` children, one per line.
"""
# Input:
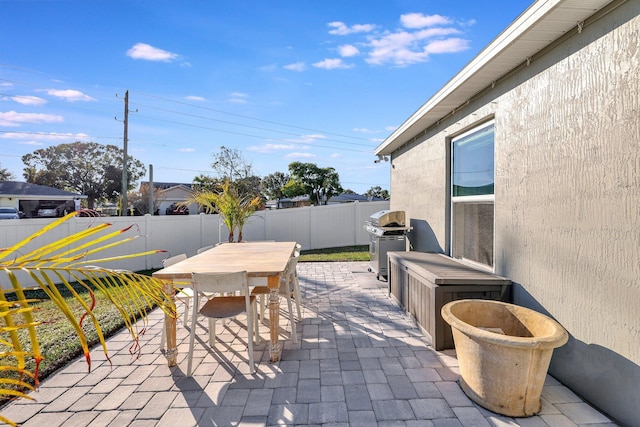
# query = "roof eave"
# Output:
<box><xmin>374</xmin><ymin>0</ymin><xmax>616</xmax><ymax>156</ymax></box>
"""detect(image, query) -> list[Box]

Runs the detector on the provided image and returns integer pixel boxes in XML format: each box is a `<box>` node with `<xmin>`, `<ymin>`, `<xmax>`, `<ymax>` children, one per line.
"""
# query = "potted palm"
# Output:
<box><xmin>183</xmin><ymin>179</ymin><xmax>262</xmax><ymax>243</ymax></box>
<box><xmin>0</xmin><ymin>213</ymin><xmax>176</xmax><ymax>426</ymax></box>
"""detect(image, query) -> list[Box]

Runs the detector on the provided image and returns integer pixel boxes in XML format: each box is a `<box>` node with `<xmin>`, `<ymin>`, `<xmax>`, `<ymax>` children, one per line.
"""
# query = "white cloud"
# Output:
<box><xmin>126</xmin><ymin>43</ymin><xmax>179</xmax><ymax>62</ymax></box>
<box><xmin>328</xmin><ymin>21</ymin><xmax>375</xmax><ymax>35</ymax></box>
<box><xmin>45</xmin><ymin>89</ymin><xmax>96</xmax><ymax>102</ymax></box>
<box><xmin>338</xmin><ymin>44</ymin><xmax>359</xmax><ymax>57</ymax></box>
<box><xmin>366</xmin><ymin>27</ymin><xmax>468</xmax><ymax>66</ymax></box>
<box><xmin>286</xmin><ymin>152</ymin><xmax>316</xmax><ymax>159</ymax></box>
<box><xmin>400</xmin><ymin>13</ymin><xmax>452</xmax><ymax>29</ymax></box>
<box><xmin>312</xmin><ymin>58</ymin><xmax>353</xmax><ymax>70</ymax></box>
<box><xmin>228</xmin><ymin>92</ymin><xmax>250</xmax><ymax>104</ymax></box>
<box><xmin>352</xmin><ymin>127</ymin><xmax>376</xmax><ymax>134</ymax></box>
<box><xmin>0</xmin><ymin>111</ymin><xmax>64</xmax><ymax>126</ymax></box>
<box><xmin>185</xmin><ymin>95</ymin><xmax>206</xmax><ymax>101</ymax></box>
<box><xmin>247</xmin><ymin>143</ymin><xmax>296</xmax><ymax>153</ymax></box>
<box><xmin>0</xmin><ymin>131</ymin><xmax>89</xmax><ymax>142</ymax></box>
<box><xmin>177</xmin><ymin>147</ymin><xmax>195</xmax><ymax>152</ymax></box>
<box><xmin>425</xmin><ymin>38</ymin><xmax>469</xmax><ymax>54</ymax></box>
<box><xmin>284</xmin><ymin>62</ymin><xmax>306</xmax><ymax>72</ymax></box>
<box><xmin>331</xmin><ymin>153</ymin><xmax>341</xmax><ymax>158</ymax></box>
<box><xmin>317</xmin><ymin>12</ymin><xmax>470</xmax><ymax>68</ymax></box>
<box><xmin>5</xmin><ymin>95</ymin><xmax>47</xmax><ymax>106</ymax></box>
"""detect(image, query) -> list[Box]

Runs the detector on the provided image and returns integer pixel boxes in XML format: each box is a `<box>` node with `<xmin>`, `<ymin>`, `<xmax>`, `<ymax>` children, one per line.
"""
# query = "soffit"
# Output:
<box><xmin>375</xmin><ymin>0</ymin><xmax>616</xmax><ymax>156</ymax></box>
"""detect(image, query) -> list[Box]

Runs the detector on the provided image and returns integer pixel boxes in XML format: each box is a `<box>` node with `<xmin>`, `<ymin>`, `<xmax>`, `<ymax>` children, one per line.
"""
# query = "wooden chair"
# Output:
<box><xmin>187</xmin><ymin>271</ymin><xmax>257</xmax><ymax>376</ymax></box>
<box><xmin>251</xmin><ymin>253</ymin><xmax>300</xmax><ymax>343</ymax></box>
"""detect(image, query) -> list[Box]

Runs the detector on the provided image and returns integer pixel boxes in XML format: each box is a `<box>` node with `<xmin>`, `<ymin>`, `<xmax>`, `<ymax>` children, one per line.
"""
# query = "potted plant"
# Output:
<box><xmin>441</xmin><ymin>299</ymin><xmax>568</xmax><ymax>417</ymax></box>
<box><xmin>183</xmin><ymin>179</ymin><xmax>262</xmax><ymax>243</ymax></box>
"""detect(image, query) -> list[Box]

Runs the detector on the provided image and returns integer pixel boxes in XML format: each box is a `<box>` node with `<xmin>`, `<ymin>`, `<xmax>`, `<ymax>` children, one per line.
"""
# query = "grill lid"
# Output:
<box><xmin>368</xmin><ymin>210</ymin><xmax>405</xmax><ymax>227</ymax></box>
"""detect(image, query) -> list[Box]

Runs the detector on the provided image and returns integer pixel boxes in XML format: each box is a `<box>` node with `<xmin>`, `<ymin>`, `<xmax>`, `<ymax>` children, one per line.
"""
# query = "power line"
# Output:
<box><xmin>135</xmin><ymin>114</ymin><xmax>371</xmax><ymax>154</ymax></box>
<box><xmin>135</xmin><ymin>91</ymin><xmax>375</xmax><ymax>143</ymax></box>
<box><xmin>132</xmin><ymin>101</ymin><xmax>374</xmax><ymax>148</ymax></box>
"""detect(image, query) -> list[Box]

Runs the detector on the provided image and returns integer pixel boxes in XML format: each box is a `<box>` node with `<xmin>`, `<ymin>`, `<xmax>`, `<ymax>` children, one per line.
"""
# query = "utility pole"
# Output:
<box><xmin>121</xmin><ymin>90</ymin><xmax>129</xmax><ymax>216</ymax></box>
<box><xmin>148</xmin><ymin>164</ymin><xmax>154</xmax><ymax>215</ymax></box>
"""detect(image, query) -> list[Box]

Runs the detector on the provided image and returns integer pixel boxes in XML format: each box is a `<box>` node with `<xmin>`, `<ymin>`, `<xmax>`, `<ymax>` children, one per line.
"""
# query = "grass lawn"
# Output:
<box><xmin>299</xmin><ymin>245</ymin><xmax>369</xmax><ymax>262</ymax></box>
<box><xmin>0</xmin><ymin>245</ymin><xmax>369</xmax><ymax>405</ymax></box>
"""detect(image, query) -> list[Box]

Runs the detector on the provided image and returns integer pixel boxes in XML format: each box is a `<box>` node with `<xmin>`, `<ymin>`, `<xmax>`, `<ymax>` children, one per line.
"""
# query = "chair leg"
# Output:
<box><xmin>286</xmin><ymin>293</ymin><xmax>297</xmax><ymax>343</ymax></box>
<box><xmin>247</xmin><ymin>308</ymin><xmax>255</xmax><ymax>374</ymax></box>
<box><xmin>259</xmin><ymin>294</ymin><xmax>266</xmax><ymax>322</ymax></box>
<box><xmin>186</xmin><ymin>295</ymin><xmax>200</xmax><ymax>377</ymax></box>
<box><xmin>209</xmin><ymin>318</ymin><xmax>217</xmax><ymax>346</ymax></box>
<box><xmin>160</xmin><ymin>319</ymin><xmax>166</xmax><ymax>350</ymax></box>
<box><xmin>293</xmin><ymin>279</ymin><xmax>302</xmax><ymax>320</ymax></box>
<box><xmin>182</xmin><ymin>298</ymin><xmax>190</xmax><ymax>327</ymax></box>
<box><xmin>253</xmin><ymin>300</ymin><xmax>260</xmax><ymax>343</ymax></box>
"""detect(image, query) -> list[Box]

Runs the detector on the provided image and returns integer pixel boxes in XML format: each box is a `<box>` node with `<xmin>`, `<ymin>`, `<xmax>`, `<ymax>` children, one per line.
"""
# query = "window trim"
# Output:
<box><xmin>449</xmin><ymin>120</ymin><xmax>495</xmax><ymax>271</ymax></box>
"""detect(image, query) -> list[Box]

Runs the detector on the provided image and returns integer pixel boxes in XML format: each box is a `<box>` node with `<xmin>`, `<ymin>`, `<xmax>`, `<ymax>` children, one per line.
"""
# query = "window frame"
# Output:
<box><xmin>449</xmin><ymin>120</ymin><xmax>495</xmax><ymax>271</ymax></box>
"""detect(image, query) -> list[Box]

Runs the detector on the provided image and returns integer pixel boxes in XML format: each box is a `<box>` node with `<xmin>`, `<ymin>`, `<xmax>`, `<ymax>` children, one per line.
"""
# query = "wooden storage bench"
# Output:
<box><xmin>387</xmin><ymin>251</ymin><xmax>512</xmax><ymax>350</ymax></box>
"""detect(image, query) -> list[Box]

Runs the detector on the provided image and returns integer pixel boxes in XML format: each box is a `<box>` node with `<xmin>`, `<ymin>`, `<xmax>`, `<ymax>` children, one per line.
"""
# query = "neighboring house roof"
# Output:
<box><xmin>140</xmin><ymin>181</ymin><xmax>194</xmax><ymax>191</ymax></box>
<box><xmin>328</xmin><ymin>193</ymin><xmax>385</xmax><ymax>203</ymax></box>
<box><xmin>375</xmin><ymin>0</ymin><xmax>616</xmax><ymax>156</ymax></box>
<box><xmin>0</xmin><ymin>181</ymin><xmax>87</xmax><ymax>199</ymax></box>
<box><xmin>280</xmin><ymin>195</ymin><xmax>310</xmax><ymax>203</ymax></box>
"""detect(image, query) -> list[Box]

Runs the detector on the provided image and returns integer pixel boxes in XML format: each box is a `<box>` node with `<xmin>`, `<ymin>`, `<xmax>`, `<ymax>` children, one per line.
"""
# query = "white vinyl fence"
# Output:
<box><xmin>0</xmin><ymin>201</ymin><xmax>388</xmax><ymax>288</ymax></box>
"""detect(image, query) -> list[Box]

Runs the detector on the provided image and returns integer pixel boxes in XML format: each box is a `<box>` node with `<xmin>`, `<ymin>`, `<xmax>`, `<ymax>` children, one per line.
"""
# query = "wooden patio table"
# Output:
<box><xmin>152</xmin><ymin>241</ymin><xmax>297</xmax><ymax>366</ymax></box>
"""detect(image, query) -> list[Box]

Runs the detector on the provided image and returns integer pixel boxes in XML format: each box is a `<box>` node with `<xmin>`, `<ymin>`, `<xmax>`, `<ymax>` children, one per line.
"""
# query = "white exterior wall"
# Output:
<box><xmin>388</xmin><ymin>2</ymin><xmax>639</xmax><ymax>425</ymax></box>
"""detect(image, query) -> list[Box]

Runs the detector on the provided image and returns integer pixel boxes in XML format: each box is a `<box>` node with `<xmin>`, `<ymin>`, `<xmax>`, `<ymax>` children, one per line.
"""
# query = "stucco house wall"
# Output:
<box><xmin>378</xmin><ymin>1</ymin><xmax>639</xmax><ymax>425</ymax></box>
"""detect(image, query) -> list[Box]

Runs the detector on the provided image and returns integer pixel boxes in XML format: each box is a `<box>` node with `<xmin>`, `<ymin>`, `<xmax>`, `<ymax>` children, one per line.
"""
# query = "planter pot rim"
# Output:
<box><xmin>441</xmin><ymin>299</ymin><xmax>568</xmax><ymax>350</ymax></box>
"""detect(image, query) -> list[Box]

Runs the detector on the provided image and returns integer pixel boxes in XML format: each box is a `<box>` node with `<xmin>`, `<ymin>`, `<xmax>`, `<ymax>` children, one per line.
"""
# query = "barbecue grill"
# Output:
<box><xmin>365</xmin><ymin>210</ymin><xmax>411</xmax><ymax>280</ymax></box>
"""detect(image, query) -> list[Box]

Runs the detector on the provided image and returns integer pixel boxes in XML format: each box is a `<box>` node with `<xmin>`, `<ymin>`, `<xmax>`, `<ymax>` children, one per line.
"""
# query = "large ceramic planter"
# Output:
<box><xmin>441</xmin><ymin>299</ymin><xmax>568</xmax><ymax>417</ymax></box>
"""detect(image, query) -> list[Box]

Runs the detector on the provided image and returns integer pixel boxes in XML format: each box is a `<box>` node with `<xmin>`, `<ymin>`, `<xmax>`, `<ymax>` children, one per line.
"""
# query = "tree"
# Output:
<box><xmin>281</xmin><ymin>179</ymin><xmax>306</xmax><ymax>199</ymax></box>
<box><xmin>365</xmin><ymin>186</ymin><xmax>390</xmax><ymax>200</ymax></box>
<box><xmin>129</xmin><ymin>183</ymin><xmax>166</xmax><ymax>215</ymax></box>
<box><xmin>287</xmin><ymin>162</ymin><xmax>343</xmax><ymax>205</ymax></box>
<box><xmin>211</xmin><ymin>146</ymin><xmax>253</xmax><ymax>182</ymax></box>
<box><xmin>207</xmin><ymin>146</ymin><xmax>263</xmax><ymax>202</ymax></box>
<box><xmin>22</xmin><ymin>142</ymin><xmax>146</xmax><ymax>208</ymax></box>
<box><xmin>261</xmin><ymin>172</ymin><xmax>290</xmax><ymax>200</ymax></box>
<box><xmin>0</xmin><ymin>164</ymin><xmax>15</xmax><ymax>181</ymax></box>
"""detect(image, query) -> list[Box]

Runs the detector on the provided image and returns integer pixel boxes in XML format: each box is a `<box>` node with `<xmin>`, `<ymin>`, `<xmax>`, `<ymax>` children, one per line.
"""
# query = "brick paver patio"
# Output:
<box><xmin>1</xmin><ymin>262</ymin><xmax>618</xmax><ymax>426</ymax></box>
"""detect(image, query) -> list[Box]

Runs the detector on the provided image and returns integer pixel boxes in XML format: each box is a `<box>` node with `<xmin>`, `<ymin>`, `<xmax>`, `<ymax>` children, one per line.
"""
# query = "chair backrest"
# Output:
<box><xmin>197</xmin><ymin>245</ymin><xmax>214</xmax><ymax>254</ymax></box>
<box><xmin>280</xmin><ymin>254</ymin><xmax>300</xmax><ymax>291</ymax></box>
<box><xmin>163</xmin><ymin>253</ymin><xmax>188</xmax><ymax>268</ymax></box>
<box><xmin>192</xmin><ymin>271</ymin><xmax>249</xmax><ymax>295</ymax></box>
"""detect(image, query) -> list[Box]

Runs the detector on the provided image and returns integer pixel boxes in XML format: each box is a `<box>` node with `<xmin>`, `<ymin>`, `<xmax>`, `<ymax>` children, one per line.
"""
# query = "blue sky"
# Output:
<box><xmin>1</xmin><ymin>0</ymin><xmax>531</xmax><ymax>195</ymax></box>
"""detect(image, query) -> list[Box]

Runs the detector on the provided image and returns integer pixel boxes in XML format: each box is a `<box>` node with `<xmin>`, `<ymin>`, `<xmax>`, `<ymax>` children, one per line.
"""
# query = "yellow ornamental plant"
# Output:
<box><xmin>184</xmin><ymin>179</ymin><xmax>262</xmax><ymax>242</ymax></box>
<box><xmin>0</xmin><ymin>212</ymin><xmax>176</xmax><ymax>427</ymax></box>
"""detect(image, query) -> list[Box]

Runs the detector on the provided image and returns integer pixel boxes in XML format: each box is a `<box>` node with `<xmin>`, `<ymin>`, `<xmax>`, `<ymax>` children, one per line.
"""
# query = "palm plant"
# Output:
<box><xmin>0</xmin><ymin>213</ymin><xmax>176</xmax><ymax>426</ymax></box>
<box><xmin>184</xmin><ymin>179</ymin><xmax>262</xmax><ymax>242</ymax></box>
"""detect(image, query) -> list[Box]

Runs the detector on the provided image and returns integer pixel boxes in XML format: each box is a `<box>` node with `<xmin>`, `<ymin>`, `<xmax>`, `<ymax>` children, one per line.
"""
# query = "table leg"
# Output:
<box><xmin>268</xmin><ymin>275</ymin><xmax>282</xmax><ymax>362</ymax></box>
<box><xmin>163</xmin><ymin>282</ymin><xmax>178</xmax><ymax>366</ymax></box>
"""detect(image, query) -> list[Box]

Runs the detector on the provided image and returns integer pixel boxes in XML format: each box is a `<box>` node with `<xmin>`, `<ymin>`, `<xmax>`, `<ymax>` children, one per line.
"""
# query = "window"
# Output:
<box><xmin>451</xmin><ymin>122</ymin><xmax>494</xmax><ymax>268</ymax></box>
